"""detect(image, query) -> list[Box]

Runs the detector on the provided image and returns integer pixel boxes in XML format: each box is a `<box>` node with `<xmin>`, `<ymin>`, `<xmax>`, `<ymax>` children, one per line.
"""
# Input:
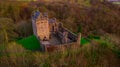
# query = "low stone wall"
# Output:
<box><xmin>58</xmin><ymin>26</ymin><xmax>77</xmax><ymax>42</ymax></box>
<box><xmin>62</xmin><ymin>27</ymin><xmax>77</xmax><ymax>42</ymax></box>
<box><xmin>44</xmin><ymin>42</ymin><xmax>79</xmax><ymax>52</ymax></box>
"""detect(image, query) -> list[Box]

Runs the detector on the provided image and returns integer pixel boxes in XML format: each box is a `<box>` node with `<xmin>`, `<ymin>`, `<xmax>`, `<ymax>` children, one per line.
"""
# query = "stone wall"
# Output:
<box><xmin>43</xmin><ymin>23</ymin><xmax>80</xmax><ymax>52</ymax></box>
<box><xmin>36</xmin><ymin>20</ymin><xmax>50</xmax><ymax>40</ymax></box>
<box><xmin>62</xmin><ymin>27</ymin><xmax>77</xmax><ymax>42</ymax></box>
<box><xmin>44</xmin><ymin>42</ymin><xmax>79</xmax><ymax>52</ymax></box>
<box><xmin>32</xmin><ymin>19</ymin><xmax>37</xmax><ymax>37</ymax></box>
<box><xmin>58</xmin><ymin>23</ymin><xmax>77</xmax><ymax>42</ymax></box>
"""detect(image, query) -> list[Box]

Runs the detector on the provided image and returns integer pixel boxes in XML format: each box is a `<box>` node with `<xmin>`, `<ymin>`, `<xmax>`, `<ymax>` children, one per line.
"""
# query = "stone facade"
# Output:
<box><xmin>32</xmin><ymin>11</ymin><xmax>50</xmax><ymax>40</ymax></box>
<box><xmin>36</xmin><ymin>15</ymin><xmax>50</xmax><ymax>40</ymax></box>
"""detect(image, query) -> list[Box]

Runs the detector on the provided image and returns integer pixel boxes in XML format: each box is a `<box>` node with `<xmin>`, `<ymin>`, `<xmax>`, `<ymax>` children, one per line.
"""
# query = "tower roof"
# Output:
<box><xmin>32</xmin><ymin>11</ymin><xmax>48</xmax><ymax>20</ymax></box>
<box><xmin>32</xmin><ymin>11</ymin><xmax>40</xmax><ymax>20</ymax></box>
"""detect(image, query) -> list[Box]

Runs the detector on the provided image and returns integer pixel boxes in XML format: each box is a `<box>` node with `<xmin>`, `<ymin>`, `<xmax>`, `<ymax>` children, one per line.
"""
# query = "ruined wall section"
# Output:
<box><xmin>58</xmin><ymin>23</ymin><xmax>77</xmax><ymax>42</ymax></box>
<box><xmin>32</xmin><ymin>19</ymin><xmax>37</xmax><ymax>37</ymax></box>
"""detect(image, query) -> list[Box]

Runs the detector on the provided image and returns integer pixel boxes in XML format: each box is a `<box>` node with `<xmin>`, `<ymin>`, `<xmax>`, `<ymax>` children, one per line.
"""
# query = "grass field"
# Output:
<box><xmin>81</xmin><ymin>37</ymin><xmax>90</xmax><ymax>45</ymax></box>
<box><xmin>80</xmin><ymin>35</ymin><xmax>100</xmax><ymax>45</ymax></box>
<box><xmin>17</xmin><ymin>35</ymin><xmax>41</xmax><ymax>51</ymax></box>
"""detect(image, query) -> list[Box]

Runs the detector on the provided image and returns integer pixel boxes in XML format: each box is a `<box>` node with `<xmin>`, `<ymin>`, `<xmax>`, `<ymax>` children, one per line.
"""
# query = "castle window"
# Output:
<box><xmin>43</xmin><ymin>36</ymin><xmax>47</xmax><ymax>41</ymax></box>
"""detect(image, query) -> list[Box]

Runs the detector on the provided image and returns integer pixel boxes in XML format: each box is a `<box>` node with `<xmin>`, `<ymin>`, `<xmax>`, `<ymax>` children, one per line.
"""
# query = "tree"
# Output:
<box><xmin>15</xmin><ymin>20</ymin><xmax>33</xmax><ymax>38</ymax></box>
<box><xmin>0</xmin><ymin>18</ymin><xmax>16</xmax><ymax>43</ymax></box>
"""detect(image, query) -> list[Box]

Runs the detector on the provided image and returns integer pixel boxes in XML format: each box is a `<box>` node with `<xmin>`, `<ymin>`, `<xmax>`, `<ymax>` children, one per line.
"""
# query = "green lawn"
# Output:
<box><xmin>81</xmin><ymin>37</ymin><xmax>90</xmax><ymax>45</ymax></box>
<box><xmin>17</xmin><ymin>35</ymin><xmax>41</xmax><ymax>51</ymax></box>
<box><xmin>80</xmin><ymin>35</ymin><xmax>100</xmax><ymax>45</ymax></box>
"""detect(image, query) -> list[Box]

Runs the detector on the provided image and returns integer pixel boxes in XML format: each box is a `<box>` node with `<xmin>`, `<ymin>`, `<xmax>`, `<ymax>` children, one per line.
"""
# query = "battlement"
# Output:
<box><xmin>32</xmin><ymin>11</ymin><xmax>48</xmax><ymax>21</ymax></box>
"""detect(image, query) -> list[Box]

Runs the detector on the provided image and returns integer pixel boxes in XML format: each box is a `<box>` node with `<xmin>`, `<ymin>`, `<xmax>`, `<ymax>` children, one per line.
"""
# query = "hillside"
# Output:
<box><xmin>0</xmin><ymin>0</ymin><xmax>120</xmax><ymax>67</ymax></box>
<box><xmin>0</xmin><ymin>38</ymin><xmax>120</xmax><ymax>67</ymax></box>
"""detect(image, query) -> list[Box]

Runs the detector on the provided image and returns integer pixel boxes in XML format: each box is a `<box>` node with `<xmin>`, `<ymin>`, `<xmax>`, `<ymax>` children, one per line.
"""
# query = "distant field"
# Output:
<box><xmin>113</xmin><ymin>2</ymin><xmax>120</xmax><ymax>4</ymax></box>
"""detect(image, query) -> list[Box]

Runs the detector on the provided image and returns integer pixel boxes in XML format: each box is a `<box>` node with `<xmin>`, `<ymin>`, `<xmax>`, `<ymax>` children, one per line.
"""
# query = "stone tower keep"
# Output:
<box><xmin>32</xmin><ymin>11</ymin><xmax>50</xmax><ymax>40</ymax></box>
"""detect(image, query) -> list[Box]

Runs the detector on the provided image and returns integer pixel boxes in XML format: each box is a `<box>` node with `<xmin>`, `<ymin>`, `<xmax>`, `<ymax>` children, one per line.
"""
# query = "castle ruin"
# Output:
<box><xmin>32</xmin><ymin>10</ymin><xmax>81</xmax><ymax>52</ymax></box>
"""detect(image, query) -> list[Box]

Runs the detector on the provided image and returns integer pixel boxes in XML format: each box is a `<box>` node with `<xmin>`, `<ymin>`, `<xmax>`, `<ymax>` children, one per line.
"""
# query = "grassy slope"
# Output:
<box><xmin>17</xmin><ymin>35</ymin><xmax>41</xmax><ymax>51</ymax></box>
<box><xmin>81</xmin><ymin>35</ymin><xmax>100</xmax><ymax>45</ymax></box>
<box><xmin>0</xmin><ymin>38</ymin><xmax>120</xmax><ymax>67</ymax></box>
<box><xmin>32</xmin><ymin>39</ymin><xmax>120</xmax><ymax>67</ymax></box>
